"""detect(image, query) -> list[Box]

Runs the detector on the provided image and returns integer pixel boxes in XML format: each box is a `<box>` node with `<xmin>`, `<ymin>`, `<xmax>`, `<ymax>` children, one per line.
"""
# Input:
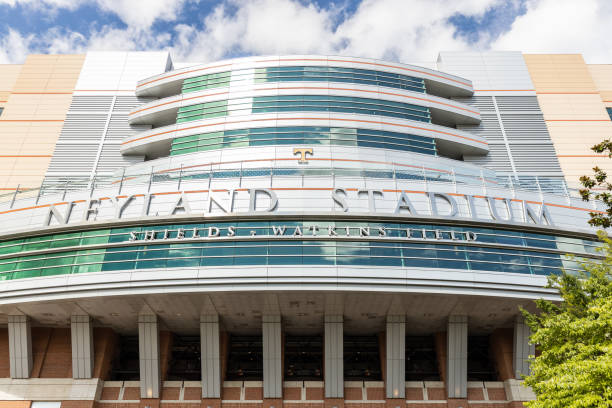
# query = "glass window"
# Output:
<box><xmin>285</xmin><ymin>335</ymin><xmax>323</xmax><ymax>380</ymax></box>
<box><xmin>344</xmin><ymin>336</ymin><xmax>382</xmax><ymax>380</ymax></box>
<box><xmin>226</xmin><ymin>335</ymin><xmax>263</xmax><ymax>380</ymax></box>
<box><xmin>175</xmin><ymin>95</ymin><xmax>431</xmax><ymax>124</ymax></box>
<box><xmin>0</xmin><ymin>220</ymin><xmax>600</xmax><ymax>280</ymax></box>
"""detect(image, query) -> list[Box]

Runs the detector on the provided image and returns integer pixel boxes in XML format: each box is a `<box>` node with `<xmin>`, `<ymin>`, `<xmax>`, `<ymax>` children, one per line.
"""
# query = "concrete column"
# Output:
<box><xmin>263</xmin><ymin>314</ymin><xmax>282</xmax><ymax>398</ymax></box>
<box><xmin>447</xmin><ymin>315</ymin><xmax>468</xmax><ymax>399</ymax></box>
<box><xmin>71</xmin><ymin>314</ymin><xmax>94</xmax><ymax>379</ymax></box>
<box><xmin>201</xmin><ymin>314</ymin><xmax>221</xmax><ymax>398</ymax></box>
<box><xmin>513</xmin><ymin>315</ymin><xmax>534</xmax><ymax>379</ymax></box>
<box><xmin>386</xmin><ymin>315</ymin><xmax>405</xmax><ymax>398</ymax></box>
<box><xmin>324</xmin><ymin>314</ymin><xmax>344</xmax><ymax>398</ymax></box>
<box><xmin>8</xmin><ymin>314</ymin><xmax>32</xmax><ymax>379</ymax></box>
<box><xmin>138</xmin><ymin>313</ymin><xmax>161</xmax><ymax>399</ymax></box>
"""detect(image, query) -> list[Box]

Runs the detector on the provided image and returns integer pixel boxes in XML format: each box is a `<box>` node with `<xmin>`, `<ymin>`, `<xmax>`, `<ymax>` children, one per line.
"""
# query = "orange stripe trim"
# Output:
<box><xmin>137</xmin><ymin>59</ymin><xmax>472</xmax><ymax>89</ymax></box>
<box><xmin>0</xmin><ymin>119</ymin><xmax>64</xmax><ymax>122</ymax></box>
<box><xmin>73</xmin><ymin>89</ymin><xmax>135</xmax><ymax>92</ymax></box>
<box><xmin>0</xmin><ymin>188</ymin><xmax>604</xmax><ymax>216</ymax></box>
<box><xmin>131</xmin><ymin>86</ymin><xmax>479</xmax><ymax>116</ymax></box>
<box><xmin>545</xmin><ymin>119</ymin><xmax>610</xmax><ymax>122</ymax></box>
<box><xmin>536</xmin><ymin>92</ymin><xmax>599</xmax><ymax>94</ymax></box>
<box><xmin>137</xmin><ymin>63</ymin><xmax>234</xmax><ymax>87</ymax></box>
<box><xmin>474</xmin><ymin>89</ymin><xmax>534</xmax><ymax>92</ymax></box>
<box><xmin>122</xmin><ymin>116</ymin><xmax>487</xmax><ymax>146</ymax></box>
<box><xmin>258</xmin><ymin>86</ymin><xmax>480</xmax><ymax>114</ymax></box>
<box><xmin>0</xmin><ymin>155</ymin><xmax>52</xmax><ymax>158</ymax></box>
<box><xmin>131</xmin><ymin>91</ymin><xmax>229</xmax><ymax>115</ymax></box>
<box><xmin>557</xmin><ymin>155</ymin><xmax>609</xmax><ymax>158</ymax></box>
<box><xmin>269</xmin><ymin>58</ymin><xmax>473</xmax><ymax>87</ymax></box>
<box><xmin>149</xmin><ymin>156</ymin><xmax>456</xmax><ymax>177</ymax></box>
<box><xmin>10</xmin><ymin>92</ymin><xmax>72</xmax><ymax>95</ymax></box>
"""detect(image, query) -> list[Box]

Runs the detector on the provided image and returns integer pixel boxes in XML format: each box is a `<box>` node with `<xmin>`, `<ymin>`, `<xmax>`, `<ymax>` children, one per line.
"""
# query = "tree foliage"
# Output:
<box><xmin>522</xmin><ymin>231</ymin><xmax>612</xmax><ymax>408</ymax></box>
<box><xmin>579</xmin><ymin>139</ymin><xmax>612</xmax><ymax>228</ymax></box>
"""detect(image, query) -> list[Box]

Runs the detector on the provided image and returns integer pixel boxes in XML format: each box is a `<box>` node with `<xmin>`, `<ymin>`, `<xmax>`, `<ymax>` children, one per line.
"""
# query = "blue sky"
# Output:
<box><xmin>0</xmin><ymin>0</ymin><xmax>609</xmax><ymax>64</ymax></box>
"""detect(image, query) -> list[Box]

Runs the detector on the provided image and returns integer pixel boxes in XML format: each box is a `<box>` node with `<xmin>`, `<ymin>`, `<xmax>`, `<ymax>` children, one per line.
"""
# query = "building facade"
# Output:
<box><xmin>0</xmin><ymin>51</ymin><xmax>610</xmax><ymax>408</ymax></box>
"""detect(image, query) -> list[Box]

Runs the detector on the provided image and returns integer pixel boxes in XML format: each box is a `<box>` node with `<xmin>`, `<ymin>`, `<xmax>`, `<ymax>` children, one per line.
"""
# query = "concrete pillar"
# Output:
<box><xmin>8</xmin><ymin>314</ymin><xmax>32</xmax><ymax>379</ymax></box>
<box><xmin>71</xmin><ymin>314</ymin><xmax>94</xmax><ymax>379</ymax></box>
<box><xmin>447</xmin><ymin>315</ymin><xmax>468</xmax><ymax>399</ymax></box>
<box><xmin>324</xmin><ymin>314</ymin><xmax>344</xmax><ymax>398</ymax></box>
<box><xmin>386</xmin><ymin>315</ymin><xmax>405</xmax><ymax>398</ymax></box>
<box><xmin>263</xmin><ymin>314</ymin><xmax>282</xmax><ymax>399</ymax></box>
<box><xmin>138</xmin><ymin>313</ymin><xmax>161</xmax><ymax>399</ymax></box>
<box><xmin>201</xmin><ymin>314</ymin><xmax>221</xmax><ymax>398</ymax></box>
<box><xmin>513</xmin><ymin>315</ymin><xmax>534</xmax><ymax>379</ymax></box>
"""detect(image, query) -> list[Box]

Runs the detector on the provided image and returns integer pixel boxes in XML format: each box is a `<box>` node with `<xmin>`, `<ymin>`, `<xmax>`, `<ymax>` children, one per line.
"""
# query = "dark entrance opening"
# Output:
<box><xmin>405</xmin><ymin>335</ymin><xmax>440</xmax><ymax>380</ymax></box>
<box><xmin>167</xmin><ymin>335</ymin><xmax>201</xmax><ymax>381</ymax></box>
<box><xmin>110</xmin><ymin>335</ymin><xmax>139</xmax><ymax>381</ymax></box>
<box><xmin>284</xmin><ymin>335</ymin><xmax>323</xmax><ymax>380</ymax></box>
<box><xmin>344</xmin><ymin>335</ymin><xmax>382</xmax><ymax>380</ymax></box>
<box><xmin>468</xmin><ymin>335</ymin><xmax>497</xmax><ymax>381</ymax></box>
<box><xmin>226</xmin><ymin>335</ymin><xmax>263</xmax><ymax>380</ymax></box>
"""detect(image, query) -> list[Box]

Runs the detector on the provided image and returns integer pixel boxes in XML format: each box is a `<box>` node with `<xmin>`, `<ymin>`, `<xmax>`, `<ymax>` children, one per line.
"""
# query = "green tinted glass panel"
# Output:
<box><xmin>170</xmin><ymin>126</ymin><xmax>436</xmax><ymax>156</ymax></box>
<box><xmin>0</xmin><ymin>220</ymin><xmax>600</xmax><ymax>280</ymax></box>
<box><xmin>181</xmin><ymin>66</ymin><xmax>426</xmax><ymax>94</ymax></box>
<box><xmin>174</xmin><ymin>96</ymin><xmax>431</xmax><ymax>124</ymax></box>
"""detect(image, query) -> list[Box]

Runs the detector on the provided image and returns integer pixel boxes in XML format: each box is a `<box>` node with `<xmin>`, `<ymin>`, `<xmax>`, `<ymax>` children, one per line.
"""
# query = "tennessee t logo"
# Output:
<box><xmin>293</xmin><ymin>148</ymin><xmax>313</xmax><ymax>164</ymax></box>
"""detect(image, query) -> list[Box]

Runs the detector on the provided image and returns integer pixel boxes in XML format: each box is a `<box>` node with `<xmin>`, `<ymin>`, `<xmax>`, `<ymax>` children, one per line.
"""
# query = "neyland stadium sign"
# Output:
<box><xmin>43</xmin><ymin>187</ymin><xmax>555</xmax><ymax>227</ymax></box>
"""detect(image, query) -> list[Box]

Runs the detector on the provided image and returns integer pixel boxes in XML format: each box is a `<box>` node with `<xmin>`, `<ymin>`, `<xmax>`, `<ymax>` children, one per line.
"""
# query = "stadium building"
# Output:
<box><xmin>0</xmin><ymin>51</ymin><xmax>610</xmax><ymax>408</ymax></box>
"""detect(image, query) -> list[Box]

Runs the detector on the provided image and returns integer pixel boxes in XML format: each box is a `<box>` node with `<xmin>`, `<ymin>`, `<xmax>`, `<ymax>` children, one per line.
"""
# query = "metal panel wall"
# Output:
<box><xmin>447</xmin><ymin>315</ymin><xmax>468</xmax><ymax>399</ymax></box>
<box><xmin>262</xmin><ymin>314</ymin><xmax>282</xmax><ymax>398</ymax></box>
<box><xmin>8</xmin><ymin>314</ymin><xmax>32</xmax><ymax>379</ymax></box>
<box><xmin>441</xmin><ymin>51</ymin><xmax>564</xmax><ymax>179</ymax></box>
<box><xmin>200</xmin><ymin>314</ymin><xmax>221</xmax><ymax>398</ymax></box>
<box><xmin>386</xmin><ymin>315</ymin><xmax>406</xmax><ymax>399</ymax></box>
<box><xmin>45</xmin><ymin>95</ymin><xmax>148</xmax><ymax>184</ymax></box>
<box><xmin>71</xmin><ymin>314</ymin><xmax>93</xmax><ymax>379</ymax></box>
<box><xmin>138</xmin><ymin>313</ymin><xmax>160</xmax><ymax>399</ymax></box>
<box><xmin>513</xmin><ymin>315</ymin><xmax>534</xmax><ymax>379</ymax></box>
<box><xmin>324</xmin><ymin>315</ymin><xmax>344</xmax><ymax>398</ymax></box>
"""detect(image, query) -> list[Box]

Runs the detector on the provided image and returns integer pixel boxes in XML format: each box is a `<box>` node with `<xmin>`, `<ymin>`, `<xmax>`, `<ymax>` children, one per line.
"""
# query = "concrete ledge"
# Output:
<box><xmin>0</xmin><ymin>378</ymin><xmax>102</xmax><ymax>401</ymax></box>
<box><xmin>504</xmin><ymin>379</ymin><xmax>536</xmax><ymax>401</ymax></box>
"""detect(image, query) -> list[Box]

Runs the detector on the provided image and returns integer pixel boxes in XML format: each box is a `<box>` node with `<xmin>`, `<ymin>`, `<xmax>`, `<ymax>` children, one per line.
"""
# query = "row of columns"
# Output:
<box><xmin>6</xmin><ymin>312</ymin><xmax>534</xmax><ymax>400</ymax></box>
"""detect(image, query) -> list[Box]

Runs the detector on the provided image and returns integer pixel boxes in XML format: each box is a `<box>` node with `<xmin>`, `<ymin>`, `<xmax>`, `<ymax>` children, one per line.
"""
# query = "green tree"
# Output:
<box><xmin>579</xmin><ymin>139</ymin><xmax>612</xmax><ymax>228</ymax></box>
<box><xmin>521</xmin><ymin>231</ymin><xmax>612</xmax><ymax>408</ymax></box>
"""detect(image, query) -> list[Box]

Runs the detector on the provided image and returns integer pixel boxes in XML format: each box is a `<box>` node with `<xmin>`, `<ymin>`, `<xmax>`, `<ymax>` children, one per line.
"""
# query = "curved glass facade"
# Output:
<box><xmin>176</xmin><ymin>96</ymin><xmax>432</xmax><ymax>124</ymax></box>
<box><xmin>0</xmin><ymin>220</ymin><xmax>599</xmax><ymax>280</ymax></box>
<box><xmin>181</xmin><ymin>66</ymin><xmax>426</xmax><ymax>94</ymax></box>
<box><xmin>169</xmin><ymin>126</ymin><xmax>437</xmax><ymax>156</ymax></box>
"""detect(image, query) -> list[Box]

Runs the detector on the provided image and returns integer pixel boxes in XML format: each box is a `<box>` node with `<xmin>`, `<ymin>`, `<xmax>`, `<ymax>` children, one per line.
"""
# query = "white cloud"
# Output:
<box><xmin>94</xmin><ymin>0</ymin><xmax>188</xmax><ymax>29</ymax></box>
<box><xmin>171</xmin><ymin>0</ymin><xmax>506</xmax><ymax>63</ymax></box>
<box><xmin>0</xmin><ymin>0</ymin><xmax>81</xmax><ymax>8</ymax></box>
<box><xmin>0</xmin><ymin>0</ymin><xmax>610</xmax><ymax>65</ymax></box>
<box><xmin>172</xmin><ymin>0</ymin><xmax>339</xmax><ymax>62</ymax></box>
<box><xmin>492</xmin><ymin>0</ymin><xmax>612</xmax><ymax>63</ymax></box>
<box><xmin>335</xmin><ymin>0</ymin><xmax>501</xmax><ymax>62</ymax></box>
<box><xmin>0</xmin><ymin>29</ymin><xmax>32</xmax><ymax>63</ymax></box>
<box><xmin>0</xmin><ymin>0</ymin><xmax>188</xmax><ymax>28</ymax></box>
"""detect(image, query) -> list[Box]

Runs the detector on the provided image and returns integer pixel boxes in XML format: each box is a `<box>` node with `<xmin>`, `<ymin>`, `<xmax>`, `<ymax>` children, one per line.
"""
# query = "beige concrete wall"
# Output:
<box><xmin>0</xmin><ymin>54</ymin><xmax>84</xmax><ymax>193</ymax></box>
<box><xmin>0</xmin><ymin>64</ymin><xmax>21</xmax><ymax>109</ymax></box>
<box><xmin>588</xmin><ymin>64</ymin><xmax>612</xmax><ymax>104</ymax></box>
<box><xmin>524</xmin><ymin>54</ymin><xmax>612</xmax><ymax>188</ymax></box>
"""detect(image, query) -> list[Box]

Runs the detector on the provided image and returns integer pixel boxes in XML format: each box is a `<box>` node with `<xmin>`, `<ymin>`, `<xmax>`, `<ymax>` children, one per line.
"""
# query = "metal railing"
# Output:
<box><xmin>0</xmin><ymin>165</ymin><xmax>591</xmax><ymax>209</ymax></box>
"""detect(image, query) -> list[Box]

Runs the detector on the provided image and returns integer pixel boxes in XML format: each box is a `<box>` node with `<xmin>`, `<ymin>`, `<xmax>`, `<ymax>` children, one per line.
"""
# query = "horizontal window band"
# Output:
<box><xmin>138</xmin><ymin>59</ymin><xmax>470</xmax><ymax>89</ymax></box>
<box><xmin>0</xmin><ymin>220</ymin><xmax>600</xmax><ymax>259</ymax></box>
<box><xmin>176</xmin><ymin>96</ymin><xmax>432</xmax><ymax>125</ymax></box>
<box><xmin>122</xmin><ymin>116</ymin><xmax>487</xmax><ymax>147</ymax></box>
